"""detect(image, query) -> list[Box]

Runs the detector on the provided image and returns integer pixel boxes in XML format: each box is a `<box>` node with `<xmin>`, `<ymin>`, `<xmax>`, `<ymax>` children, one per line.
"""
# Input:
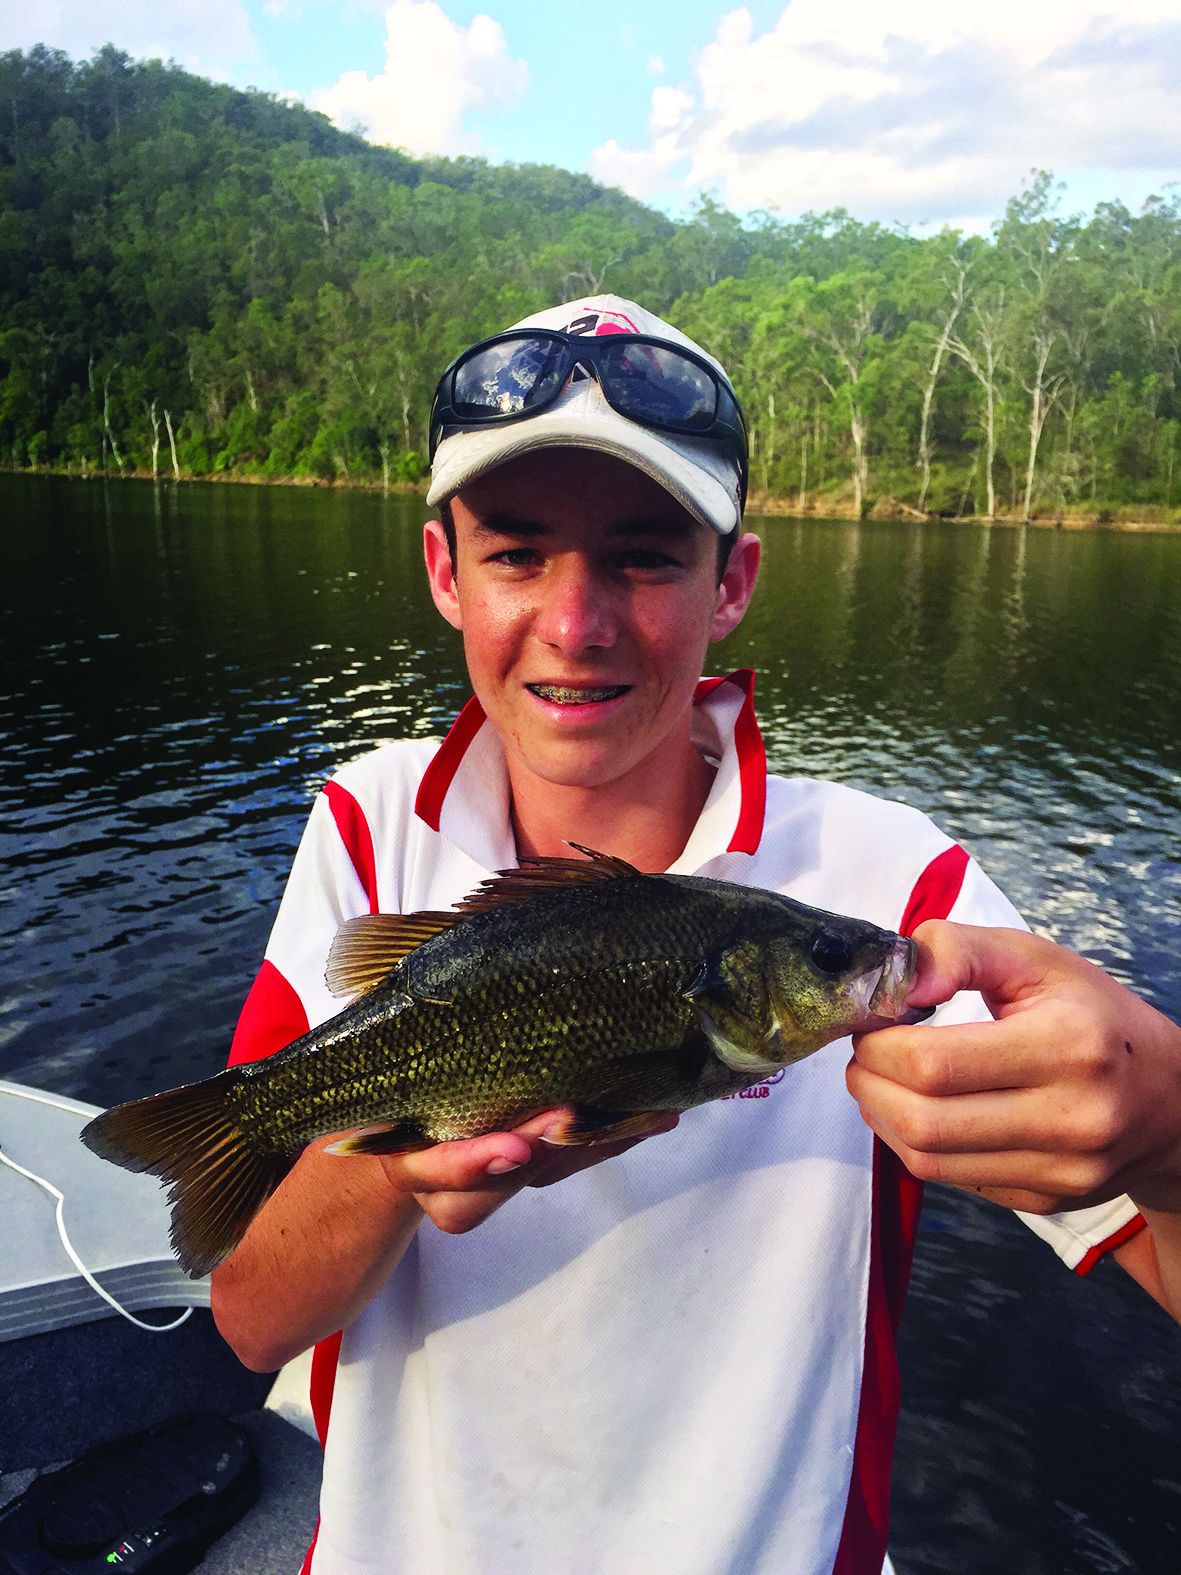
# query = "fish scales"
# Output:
<box><xmin>227</xmin><ymin>953</ymin><xmax>706</xmax><ymax>1150</ymax></box>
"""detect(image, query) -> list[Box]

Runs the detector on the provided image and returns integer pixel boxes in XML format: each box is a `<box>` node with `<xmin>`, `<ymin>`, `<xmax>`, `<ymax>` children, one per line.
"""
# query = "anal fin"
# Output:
<box><xmin>538</xmin><ymin>1108</ymin><xmax>674</xmax><ymax>1147</ymax></box>
<box><xmin>324</xmin><ymin>1121</ymin><xmax>434</xmax><ymax>1156</ymax></box>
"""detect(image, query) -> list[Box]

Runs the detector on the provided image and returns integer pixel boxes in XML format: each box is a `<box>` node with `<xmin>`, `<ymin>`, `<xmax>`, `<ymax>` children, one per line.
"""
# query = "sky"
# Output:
<box><xmin>6</xmin><ymin>0</ymin><xmax>1181</xmax><ymax>232</ymax></box>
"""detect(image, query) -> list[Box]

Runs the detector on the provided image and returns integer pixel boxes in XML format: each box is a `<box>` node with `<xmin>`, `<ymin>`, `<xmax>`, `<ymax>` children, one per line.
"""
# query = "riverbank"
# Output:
<box><xmin>746</xmin><ymin>487</ymin><xmax>1181</xmax><ymax>532</ymax></box>
<box><xmin>8</xmin><ymin>464</ymin><xmax>1181</xmax><ymax>532</ymax></box>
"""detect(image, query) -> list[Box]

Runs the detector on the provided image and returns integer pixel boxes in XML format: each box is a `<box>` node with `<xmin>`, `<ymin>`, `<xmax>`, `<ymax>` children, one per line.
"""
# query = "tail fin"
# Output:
<box><xmin>80</xmin><ymin>1071</ymin><xmax>295</xmax><ymax>1279</ymax></box>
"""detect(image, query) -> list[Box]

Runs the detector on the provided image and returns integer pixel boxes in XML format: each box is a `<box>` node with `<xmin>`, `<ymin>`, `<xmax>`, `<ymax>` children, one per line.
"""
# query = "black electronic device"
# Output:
<box><xmin>0</xmin><ymin>1413</ymin><xmax>258</xmax><ymax>1574</ymax></box>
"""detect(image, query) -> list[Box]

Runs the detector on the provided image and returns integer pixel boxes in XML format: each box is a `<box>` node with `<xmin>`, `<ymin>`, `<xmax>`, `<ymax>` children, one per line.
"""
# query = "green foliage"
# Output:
<box><xmin>2</xmin><ymin>50</ymin><xmax>1180</xmax><ymax>514</ymax></box>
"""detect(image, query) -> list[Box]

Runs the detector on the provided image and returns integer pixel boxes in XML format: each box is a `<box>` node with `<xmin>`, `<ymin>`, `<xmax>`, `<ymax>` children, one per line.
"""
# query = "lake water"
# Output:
<box><xmin>2</xmin><ymin>473</ymin><xmax>1179</xmax><ymax>1570</ymax></box>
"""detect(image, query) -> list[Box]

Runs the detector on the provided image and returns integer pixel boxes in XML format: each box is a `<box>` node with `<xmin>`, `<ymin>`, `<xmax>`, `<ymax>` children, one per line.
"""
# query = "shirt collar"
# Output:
<box><xmin>415</xmin><ymin>669</ymin><xmax>766</xmax><ymax>873</ymax></box>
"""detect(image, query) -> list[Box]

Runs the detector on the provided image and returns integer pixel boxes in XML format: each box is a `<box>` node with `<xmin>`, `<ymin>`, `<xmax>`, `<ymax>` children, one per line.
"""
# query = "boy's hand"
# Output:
<box><xmin>377</xmin><ymin>1110</ymin><xmax>680</xmax><ymax>1235</ymax></box>
<box><xmin>846</xmin><ymin>921</ymin><xmax>1181</xmax><ymax>1217</ymax></box>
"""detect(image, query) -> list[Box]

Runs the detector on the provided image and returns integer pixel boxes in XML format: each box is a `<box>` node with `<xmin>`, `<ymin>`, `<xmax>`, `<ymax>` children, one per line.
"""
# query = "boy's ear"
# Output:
<box><xmin>424</xmin><ymin>519</ymin><xmax>463</xmax><ymax>630</ymax></box>
<box><xmin>710</xmin><ymin>531</ymin><xmax>761</xmax><ymax>643</ymax></box>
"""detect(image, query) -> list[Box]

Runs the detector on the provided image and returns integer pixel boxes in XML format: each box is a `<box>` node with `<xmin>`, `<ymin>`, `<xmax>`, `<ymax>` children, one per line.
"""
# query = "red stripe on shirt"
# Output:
<box><xmin>899</xmin><ymin>842</ymin><xmax>969</xmax><ymax>936</ymax></box>
<box><xmin>693</xmin><ymin>669</ymin><xmax>766</xmax><ymax>854</ymax></box>
<box><xmin>323</xmin><ymin>779</ymin><xmax>380</xmax><ymax>913</ymax></box>
<box><xmin>295</xmin><ymin>1309</ymin><xmax>346</xmax><ymax>1572</ymax></box>
<box><xmin>225</xmin><ymin>960</ymin><xmax>328</xmax><ymax>1567</ymax></box>
<box><xmin>1074</xmin><ymin>1213</ymin><xmax>1147</xmax><ymax>1276</ymax></box>
<box><xmin>234</xmin><ymin>794</ymin><xmax>380</xmax><ymax>1571</ymax></box>
<box><xmin>309</xmin><ymin>1328</ymin><xmax>343</xmax><ymax>1445</ymax></box>
<box><xmin>298</xmin><ymin>783</ymin><xmax>375</xmax><ymax>1537</ymax></box>
<box><xmin>414</xmin><ymin>695</ymin><xmax>487</xmax><ymax>832</ymax></box>
<box><xmin>832</xmin><ymin>1140</ymin><xmax>923</xmax><ymax>1575</ymax></box>
<box><xmin>832</xmin><ymin>842</ymin><xmax>969</xmax><ymax>1573</ymax></box>
<box><xmin>227</xmin><ymin>959</ymin><xmax>310</xmax><ymax>1067</ymax></box>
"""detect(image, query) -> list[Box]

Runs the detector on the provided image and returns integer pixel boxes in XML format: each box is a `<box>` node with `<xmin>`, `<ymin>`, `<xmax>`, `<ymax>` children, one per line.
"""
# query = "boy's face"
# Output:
<box><xmin>423</xmin><ymin>448</ymin><xmax>757</xmax><ymax>801</ymax></box>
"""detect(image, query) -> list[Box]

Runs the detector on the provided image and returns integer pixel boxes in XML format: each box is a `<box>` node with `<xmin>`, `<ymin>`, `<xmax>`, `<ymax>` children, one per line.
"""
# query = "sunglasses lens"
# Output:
<box><xmin>599</xmin><ymin>342</ymin><xmax>717</xmax><ymax>431</ymax></box>
<box><xmin>451</xmin><ymin>337</ymin><xmax>568</xmax><ymax>418</ymax></box>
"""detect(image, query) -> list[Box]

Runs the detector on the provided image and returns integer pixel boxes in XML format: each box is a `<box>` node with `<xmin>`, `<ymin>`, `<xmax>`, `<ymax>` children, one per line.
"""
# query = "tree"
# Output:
<box><xmin>789</xmin><ymin>267</ymin><xmax>892</xmax><ymax>517</ymax></box>
<box><xmin>895</xmin><ymin>234</ymin><xmax>975</xmax><ymax>512</ymax></box>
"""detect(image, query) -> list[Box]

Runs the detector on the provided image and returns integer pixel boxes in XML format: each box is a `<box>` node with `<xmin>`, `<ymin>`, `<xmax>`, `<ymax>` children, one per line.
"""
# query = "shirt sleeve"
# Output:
<box><xmin>227</xmin><ymin>786</ymin><xmax>374</xmax><ymax>1066</ymax></box>
<box><xmin>1014</xmin><ymin>1199</ymin><xmax>1146</xmax><ymax>1275</ymax></box>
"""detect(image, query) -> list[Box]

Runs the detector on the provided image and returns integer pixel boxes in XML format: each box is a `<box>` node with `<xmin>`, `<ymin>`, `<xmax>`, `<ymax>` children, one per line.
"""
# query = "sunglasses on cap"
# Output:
<box><xmin>429</xmin><ymin>329</ymin><xmax>749</xmax><ymax>504</ymax></box>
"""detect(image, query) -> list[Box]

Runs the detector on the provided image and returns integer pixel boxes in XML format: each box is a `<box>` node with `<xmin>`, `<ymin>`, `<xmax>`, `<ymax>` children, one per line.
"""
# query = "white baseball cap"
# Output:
<box><xmin>426</xmin><ymin>295</ymin><xmax>746</xmax><ymax>535</ymax></box>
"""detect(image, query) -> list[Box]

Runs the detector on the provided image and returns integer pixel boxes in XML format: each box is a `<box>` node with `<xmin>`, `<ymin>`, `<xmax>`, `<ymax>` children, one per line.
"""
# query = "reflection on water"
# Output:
<box><xmin>2</xmin><ymin>474</ymin><xmax>1179</xmax><ymax>1572</ymax></box>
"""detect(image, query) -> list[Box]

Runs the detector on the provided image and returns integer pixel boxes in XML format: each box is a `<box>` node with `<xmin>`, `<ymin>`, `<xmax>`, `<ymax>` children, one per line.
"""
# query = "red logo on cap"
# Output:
<box><xmin>564</xmin><ymin>310</ymin><xmax>638</xmax><ymax>337</ymax></box>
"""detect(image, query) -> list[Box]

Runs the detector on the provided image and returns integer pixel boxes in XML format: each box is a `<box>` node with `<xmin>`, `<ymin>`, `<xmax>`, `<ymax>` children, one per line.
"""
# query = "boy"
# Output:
<box><xmin>212</xmin><ymin>297</ymin><xmax>1181</xmax><ymax>1575</ymax></box>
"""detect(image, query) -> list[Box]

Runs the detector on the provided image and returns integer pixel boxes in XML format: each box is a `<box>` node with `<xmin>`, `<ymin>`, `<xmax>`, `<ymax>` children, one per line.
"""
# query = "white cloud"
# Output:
<box><xmin>312</xmin><ymin>0</ymin><xmax>528</xmax><ymax>157</ymax></box>
<box><xmin>589</xmin><ymin>1</ymin><xmax>1181</xmax><ymax>225</ymax></box>
<box><xmin>0</xmin><ymin>0</ymin><xmax>258</xmax><ymax>75</ymax></box>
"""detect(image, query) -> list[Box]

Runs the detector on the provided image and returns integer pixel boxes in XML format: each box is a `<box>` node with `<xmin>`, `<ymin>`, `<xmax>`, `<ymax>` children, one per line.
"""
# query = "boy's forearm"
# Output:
<box><xmin>210</xmin><ymin>1139</ymin><xmax>423</xmax><ymax>1372</ymax></box>
<box><xmin>1118</xmin><ymin>1203</ymin><xmax>1181</xmax><ymax>1324</ymax></box>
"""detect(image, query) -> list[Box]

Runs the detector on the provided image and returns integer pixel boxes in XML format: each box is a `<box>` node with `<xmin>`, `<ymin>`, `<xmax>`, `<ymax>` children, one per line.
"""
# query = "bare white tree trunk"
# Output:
<box><xmin>949</xmin><ymin>290</ymin><xmax>1008</xmax><ymax>519</ymax></box>
<box><xmin>797</xmin><ymin>425</ymin><xmax>808</xmax><ymax>515</ymax></box>
<box><xmin>1022</xmin><ymin>329</ymin><xmax>1062</xmax><ymax>520</ymax></box>
<box><xmin>850</xmin><ymin>409</ymin><xmax>866</xmax><ymax>518</ymax></box>
<box><xmin>916</xmin><ymin>265</ymin><xmax>966</xmax><ymax>512</ymax></box>
<box><xmin>761</xmin><ymin>390</ymin><xmax>775</xmax><ymax>494</ymax></box>
<box><xmin>144</xmin><ymin>399</ymin><xmax>161</xmax><ymax>478</ymax></box>
<box><xmin>103</xmin><ymin>375</ymin><xmax>125</xmax><ymax>475</ymax></box>
<box><xmin>164</xmin><ymin>409</ymin><xmax>180</xmax><ymax>479</ymax></box>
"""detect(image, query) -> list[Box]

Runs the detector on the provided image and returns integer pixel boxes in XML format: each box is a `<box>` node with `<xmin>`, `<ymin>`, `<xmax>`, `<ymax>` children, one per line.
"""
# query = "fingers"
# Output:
<box><xmin>377</xmin><ymin>1108</ymin><xmax>680</xmax><ymax>1235</ymax></box>
<box><xmin>379</xmin><ymin>1129</ymin><xmax>537</xmax><ymax>1194</ymax></box>
<box><xmin>846</xmin><ymin>1059</ymin><xmax>1127</xmax><ymax>1201</ymax></box>
<box><xmin>846</xmin><ymin>923</ymin><xmax>1181</xmax><ymax>1213</ymax></box>
<box><xmin>851</xmin><ymin>992</ymin><xmax>1091</xmax><ymax>1095</ymax></box>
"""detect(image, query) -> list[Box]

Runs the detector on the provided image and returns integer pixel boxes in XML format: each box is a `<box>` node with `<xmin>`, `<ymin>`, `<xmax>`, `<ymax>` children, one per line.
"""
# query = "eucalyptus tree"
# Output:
<box><xmin>894</xmin><ymin>232</ymin><xmax>976</xmax><ymax>511</ymax></box>
<box><xmin>993</xmin><ymin>172</ymin><xmax>1089</xmax><ymax>517</ymax></box>
<box><xmin>787</xmin><ymin>264</ymin><xmax>894</xmax><ymax>517</ymax></box>
<box><xmin>944</xmin><ymin>235</ymin><xmax>1017</xmax><ymax>520</ymax></box>
<box><xmin>674</xmin><ymin>257</ymin><xmax>821</xmax><ymax>500</ymax></box>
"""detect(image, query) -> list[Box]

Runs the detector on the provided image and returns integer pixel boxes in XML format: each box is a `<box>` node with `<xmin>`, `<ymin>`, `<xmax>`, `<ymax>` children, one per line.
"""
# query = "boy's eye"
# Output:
<box><xmin>491</xmin><ymin>547</ymin><xmax>541</xmax><ymax>567</ymax></box>
<box><xmin>621</xmin><ymin>551</ymin><xmax>682</xmax><ymax>572</ymax></box>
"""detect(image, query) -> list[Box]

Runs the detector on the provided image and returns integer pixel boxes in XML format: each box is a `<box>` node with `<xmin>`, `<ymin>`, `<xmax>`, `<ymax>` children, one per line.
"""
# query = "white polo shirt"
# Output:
<box><xmin>228</xmin><ymin>672</ymin><xmax>1143</xmax><ymax>1575</ymax></box>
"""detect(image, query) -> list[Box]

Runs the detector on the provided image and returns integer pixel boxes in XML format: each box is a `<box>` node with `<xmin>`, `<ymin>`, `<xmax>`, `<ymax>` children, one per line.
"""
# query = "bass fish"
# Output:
<box><xmin>81</xmin><ymin>848</ymin><xmax>931</xmax><ymax>1276</ymax></box>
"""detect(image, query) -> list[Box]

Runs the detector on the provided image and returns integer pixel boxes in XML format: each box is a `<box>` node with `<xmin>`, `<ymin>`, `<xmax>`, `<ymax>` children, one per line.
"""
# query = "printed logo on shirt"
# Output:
<box><xmin>723</xmin><ymin>1068</ymin><xmax>786</xmax><ymax>1101</ymax></box>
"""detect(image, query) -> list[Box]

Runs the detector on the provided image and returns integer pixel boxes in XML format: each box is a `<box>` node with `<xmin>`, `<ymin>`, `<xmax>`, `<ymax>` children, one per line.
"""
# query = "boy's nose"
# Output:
<box><xmin>536</xmin><ymin>560</ymin><xmax>616</xmax><ymax>653</ymax></box>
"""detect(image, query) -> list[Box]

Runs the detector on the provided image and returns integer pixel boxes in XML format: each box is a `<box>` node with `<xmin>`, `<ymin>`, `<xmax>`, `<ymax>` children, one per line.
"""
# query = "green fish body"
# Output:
<box><xmin>81</xmin><ymin>849</ymin><xmax>929</xmax><ymax>1276</ymax></box>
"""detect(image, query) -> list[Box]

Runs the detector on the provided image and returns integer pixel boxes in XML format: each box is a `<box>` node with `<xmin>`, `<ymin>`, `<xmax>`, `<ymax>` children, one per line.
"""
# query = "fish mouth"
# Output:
<box><xmin>867</xmin><ymin>937</ymin><xmax>933</xmax><ymax>1024</ymax></box>
<box><xmin>527</xmin><ymin>683</ymin><xmax>631</xmax><ymax>706</ymax></box>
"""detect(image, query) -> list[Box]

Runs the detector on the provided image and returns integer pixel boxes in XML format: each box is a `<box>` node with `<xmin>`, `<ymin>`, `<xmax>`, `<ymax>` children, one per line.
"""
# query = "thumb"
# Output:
<box><xmin>904</xmin><ymin>920</ymin><xmax>1062</xmax><ymax>1015</ymax></box>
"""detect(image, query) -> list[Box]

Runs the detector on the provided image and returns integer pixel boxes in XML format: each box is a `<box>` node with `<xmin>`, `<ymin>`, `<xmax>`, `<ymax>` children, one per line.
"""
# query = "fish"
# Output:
<box><xmin>80</xmin><ymin>846</ymin><xmax>932</xmax><ymax>1277</ymax></box>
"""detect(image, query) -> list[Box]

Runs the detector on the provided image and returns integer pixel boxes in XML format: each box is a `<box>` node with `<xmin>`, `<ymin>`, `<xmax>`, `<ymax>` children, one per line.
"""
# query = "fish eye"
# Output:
<box><xmin>810</xmin><ymin>931</ymin><xmax>854</xmax><ymax>975</ymax></box>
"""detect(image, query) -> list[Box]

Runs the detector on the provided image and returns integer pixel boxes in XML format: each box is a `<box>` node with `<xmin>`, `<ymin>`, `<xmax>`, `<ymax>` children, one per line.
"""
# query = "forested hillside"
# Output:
<box><xmin>3</xmin><ymin>44</ymin><xmax>1180</xmax><ymax>517</ymax></box>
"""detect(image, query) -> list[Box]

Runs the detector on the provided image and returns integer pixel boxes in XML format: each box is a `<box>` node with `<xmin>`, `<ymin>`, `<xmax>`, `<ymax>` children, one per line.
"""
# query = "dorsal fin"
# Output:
<box><xmin>453</xmin><ymin>844</ymin><xmax>639</xmax><ymax>917</ymax></box>
<box><xmin>325</xmin><ymin>847</ymin><xmax>640</xmax><ymax>998</ymax></box>
<box><xmin>326</xmin><ymin>912</ymin><xmax>459</xmax><ymax>997</ymax></box>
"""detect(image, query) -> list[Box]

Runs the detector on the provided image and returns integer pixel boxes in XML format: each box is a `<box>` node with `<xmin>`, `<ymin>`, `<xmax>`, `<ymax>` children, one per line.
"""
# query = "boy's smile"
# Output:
<box><xmin>423</xmin><ymin>449</ymin><xmax>759</xmax><ymax>860</ymax></box>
